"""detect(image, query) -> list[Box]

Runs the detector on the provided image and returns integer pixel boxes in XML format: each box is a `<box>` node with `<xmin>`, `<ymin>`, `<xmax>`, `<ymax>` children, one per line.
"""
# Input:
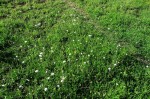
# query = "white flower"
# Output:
<box><xmin>44</xmin><ymin>88</ymin><xmax>48</xmax><ymax>91</ymax></box>
<box><xmin>40</xmin><ymin>52</ymin><xmax>43</xmax><ymax>55</ymax></box>
<box><xmin>108</xmin><ymin>67</ymin><xmax>111</xmax><ymax>71</ymax></box>
<box><xmin>19</xmin><ymin>85</ymin><xmax>23</xmax><ymax>88</ymax></box>
<box><xmin>35</xmin><ymin>70</ymin><xmax>39</xmax><ymax>73</ymax></box>
<box><xmin>108</xmin><ymin>28</ymin><xmax>110</xmax><ymax>30</ymax></box>
<box><xmin>61</xmin><ymin>76</ymin><xmax>66</xmax><ymax>83</ymax></box>
<box><xmin>57</xmin><ymin>85</ymin><xmax>60</xmax><ymax>88</ymax></box>
<box><xmin>47</xmin><ymin>77</ymin><xmax>50</xmax><ymax>80</ymax></box>
<box><xmin>88</xmin><ymin>35</ymin><xmax>92</xmax><ymax>37</ymax></box>
<box><xmin>35</xmin><ymin>23</ymin><xmax>41</xmax><ymax>27</ymax></box>
<box><xmin>2</xmin><ymin>84</ymin><xmax>5</xmax><ymax>87</ymax></box>
<box><xmin>116</xmin><ymin>83</ymin><xmax>118</xmax><ymax>86</ymax></box>
<box><xmin>114</xmin><ymin>63</ymin><xmax>117</xmax><ymax>66</ymax></box>
<box><xmin>51</xmin><ymin>72</ymin><xmax>54</xmax><ymax>76</ymax></box>
<box><xmin>22</xmin><ymin>61</ymin><xmax>25</xmax><ymax>64</ymax></box>
<box><xmin>63</xmin><ymin>60</ymin><xmax>66</xmax><ymax>63</ymax></box>
<box><xmin>117</xmin><ymin>44</ymin><xmax>121</xmax><ymax>47</ymax></box>
<box><xmin>146</xmin><ymin>65</ymin><xmax>149</xmax><ymax>68</ymax></box>
<box><xmin>39</xmin><ymin>54</ymin><xmax>42</xmax><ymax>57</ymax></box>
<box><xmin>24</xmin><ymin>41</ymin><xmax>27</xmax><ymax>43</ymax></box>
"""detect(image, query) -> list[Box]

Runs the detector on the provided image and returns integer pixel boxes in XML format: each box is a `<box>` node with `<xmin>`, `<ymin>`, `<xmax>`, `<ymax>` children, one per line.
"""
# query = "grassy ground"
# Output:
<box><xmin>0</xmin><ymin>0</ymin><xmax>150</xmax><ymax>98</ymax></box>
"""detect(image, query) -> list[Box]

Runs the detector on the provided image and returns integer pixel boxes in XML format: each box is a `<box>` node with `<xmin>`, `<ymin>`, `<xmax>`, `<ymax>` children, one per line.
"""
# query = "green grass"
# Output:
<box><xmin>0</xmin><ymin>0</ymin><xmax>150</xmax><ymax>98</ymax></box>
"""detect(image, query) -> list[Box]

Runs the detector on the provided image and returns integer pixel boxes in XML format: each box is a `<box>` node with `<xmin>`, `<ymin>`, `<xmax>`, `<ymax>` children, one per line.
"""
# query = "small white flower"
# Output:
<box><xmin>88</xmin><ymin>35</ymin><xmax>92</xmax><ymax>37</ymax></box>
<box><xmin>47</xmin><ymin>77</ymin><xmax>50</xmax><ymax>80</ymax></box>
<box><xmin>35</xmin><ymin>23</ymin><xmax>41</xmax><ymax>27</ymax></box>
<box><xmin>19</xmin><ymin>85</ymin><xmax>23</xmax><ymax>88</ymax></box>
<box><xmin>51</xmin><ymin>50</ymin><xmax>54</xmax><ymax>53</ymax></box>
<box><xmin>63</xmin><ymin>60</ymin><xmax>66</xmax><ymax>63</ymax></box>
<box><xmin>24</xmin><ymin>41</ymin><xmax>27</xmax><ymax>43</ymax></box>
<box><xmin>51</xmin><ymin>72</ymin><xmax>54</xmax><ymax>76</ymax></box>
<box><xmin>57</xmin><ymin>85</ymin><xmax>60</xmax><ymax>88</ymax></box>
<box><xmin>116</xmin><ymin>83</ymin><xmax>118</xmax><ymax>86</ymax></box>
<box><xmin>2</xmin><ymin>84</ymin><xmax>5</xmax><ymax>87</ymax></box>
<box><xmin>117</xmin><ymin>44</ymin><xmax>121</xmax><ymax>47</ymax></box>
<box><xmin>61</xmin><ymin>76</ymin><xmax>66</xmax><ymax>83</ymax></box>
<box><xmin>40</xmin><ymin>52</ymin><xmax>43</xmax><ymax>55</ymax></box>
<box><xmin>22</xmin><ymin>61</ymin><xmax>25</xmax><ymax>64</ymax></box>
<box><xmin>108</xmin><ymin>67</ymin><xmax>111</xmax><ymax>71</ymax></box>
<box><xmin>44</xmin><ymin>88</ymin><xmax>48</xmax><ymax>91</ymax></box>
<box><xmin>108</xmin><ymin>28</ymin><xmax>110</xmax><ymax>30</ymax></box>
<box><xmin>40</xmin><ymin>58</ymin><xmax>42</xmax><ymax>60</ymax></box>
<box><xmin>35</xmin><ymin>70</ymin><xmax>39</xmax><ymax>73</ymax></box>
<box><xmin>146</xmin><ymin>65</ymin><xmax>149</xmax><ymax>68</ymax></box>
<box><xmin>114</xmin><ymin>63</ymin><xmax>117</xmax><ymax>66</ymax></box>
<box><xmin>84</xmin><ymin>62</ymin><xmax>86</xmax><ymax>64</ymax></box>
<box><xmin>39</xmin><ymin>54</ymin><xmax>42</xmax><ymax>57</ymax></box>
<box><xmin>69</xmin><ymin>53</ymin><xmax>71</xmax><ymax>56</ymax></box>
<box><xmin>26</xmin><ymin>79</ymin><xmax>30</xmax><ymax>81</ymax></box>
<box><xmin>20</xmin><ymin>45</ymin><xmax>22</xmax><ymax>48</ymax></box>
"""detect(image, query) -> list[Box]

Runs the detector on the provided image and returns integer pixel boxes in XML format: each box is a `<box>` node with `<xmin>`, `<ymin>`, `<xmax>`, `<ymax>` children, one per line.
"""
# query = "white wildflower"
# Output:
<box><xmin>35</xmin><ymin>70</ymin><xmax>39</xmax><ymax>73</ymax></box>
<box><xmin>19</xmin><ymin>85</ymin><xmax>23</xmax><ymax>88</ymax></box>
<box><xmin>22</xmin><ymin>61</ymin><xmax>25</xmax><ymax>64</ymax></box>
<box><xmin>108</xmin><ymin>67</ymin><xmax>111</xmax><ymax>71</ymax></box>
<box><xmin>114</xmin><ymin>63</ymin><xmax>117</xmax><ymax>66</ymax></box>
<box><xmin>39</xmin><ymin>54</ymin><xmax>42</xmax><ymax>58</ymax></box>
<box><xmin>51</xmin><ymin>72</ymin><xmax>54</xmax><ymax>76</ymax></box>
<box><xmin>63</xmin><ymin>60</ymin><xmax>66</xmax><ymax>63</ymax></box>
<box><xmin>44</xmin><ymin>88</ymin><xmax>48</xmax><ymax>91</ymax></box>
<box><xmin>61</xmin><ymin>76</ymin><xmax>66</xmax><ymax>83</ymax></box>
<box><xmin>35</xmin><ymin>23</ymin><xmax>41</xmax><ymax>27</ymax></box>
<box><xmin>57</xmin><ymin>85</ymin><xmax>60</xmax><ymax>88</ymax></box>
<box><xmin>88</xmin><ymin>35</ymin><xmax>92</xmax><ymax>37</ymax></box>
<box><xmin>116</xmin><ymin>83</ymin><xmax>118</xmax><ymax>86</ymax></box>
<box><xmin>47</xmin><ymin>77</ymin><xmax>50</xmax><ymax>80</ymax></box>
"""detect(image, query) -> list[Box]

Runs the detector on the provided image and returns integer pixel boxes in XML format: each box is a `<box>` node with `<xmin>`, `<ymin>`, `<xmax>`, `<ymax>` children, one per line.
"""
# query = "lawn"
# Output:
<box><xmin>0</xmin><ymin>0</ymin><xmax>150</xmax><ymax>98</ymax></box>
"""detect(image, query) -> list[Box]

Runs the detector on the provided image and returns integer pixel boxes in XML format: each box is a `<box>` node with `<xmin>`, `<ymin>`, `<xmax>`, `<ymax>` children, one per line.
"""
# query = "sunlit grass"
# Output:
<box><xmin>0</xmin><ymin>0</ymin><xmax>150</xmax><ymax>98</ymax></box>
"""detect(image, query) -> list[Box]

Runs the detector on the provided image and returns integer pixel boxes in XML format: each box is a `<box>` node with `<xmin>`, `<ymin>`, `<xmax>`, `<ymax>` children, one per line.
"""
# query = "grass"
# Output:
<box><xmin>0</xmin><ymin>0</ymin><xmax>150</xmax><ymax>98</ymax></box>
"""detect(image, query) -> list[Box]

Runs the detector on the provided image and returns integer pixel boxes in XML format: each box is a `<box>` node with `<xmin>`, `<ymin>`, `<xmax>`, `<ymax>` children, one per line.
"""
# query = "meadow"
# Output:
<box><xmin>0</xmin><ymin>0</ymin><xmax>150</xmax><ymax>98</ymax></box>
